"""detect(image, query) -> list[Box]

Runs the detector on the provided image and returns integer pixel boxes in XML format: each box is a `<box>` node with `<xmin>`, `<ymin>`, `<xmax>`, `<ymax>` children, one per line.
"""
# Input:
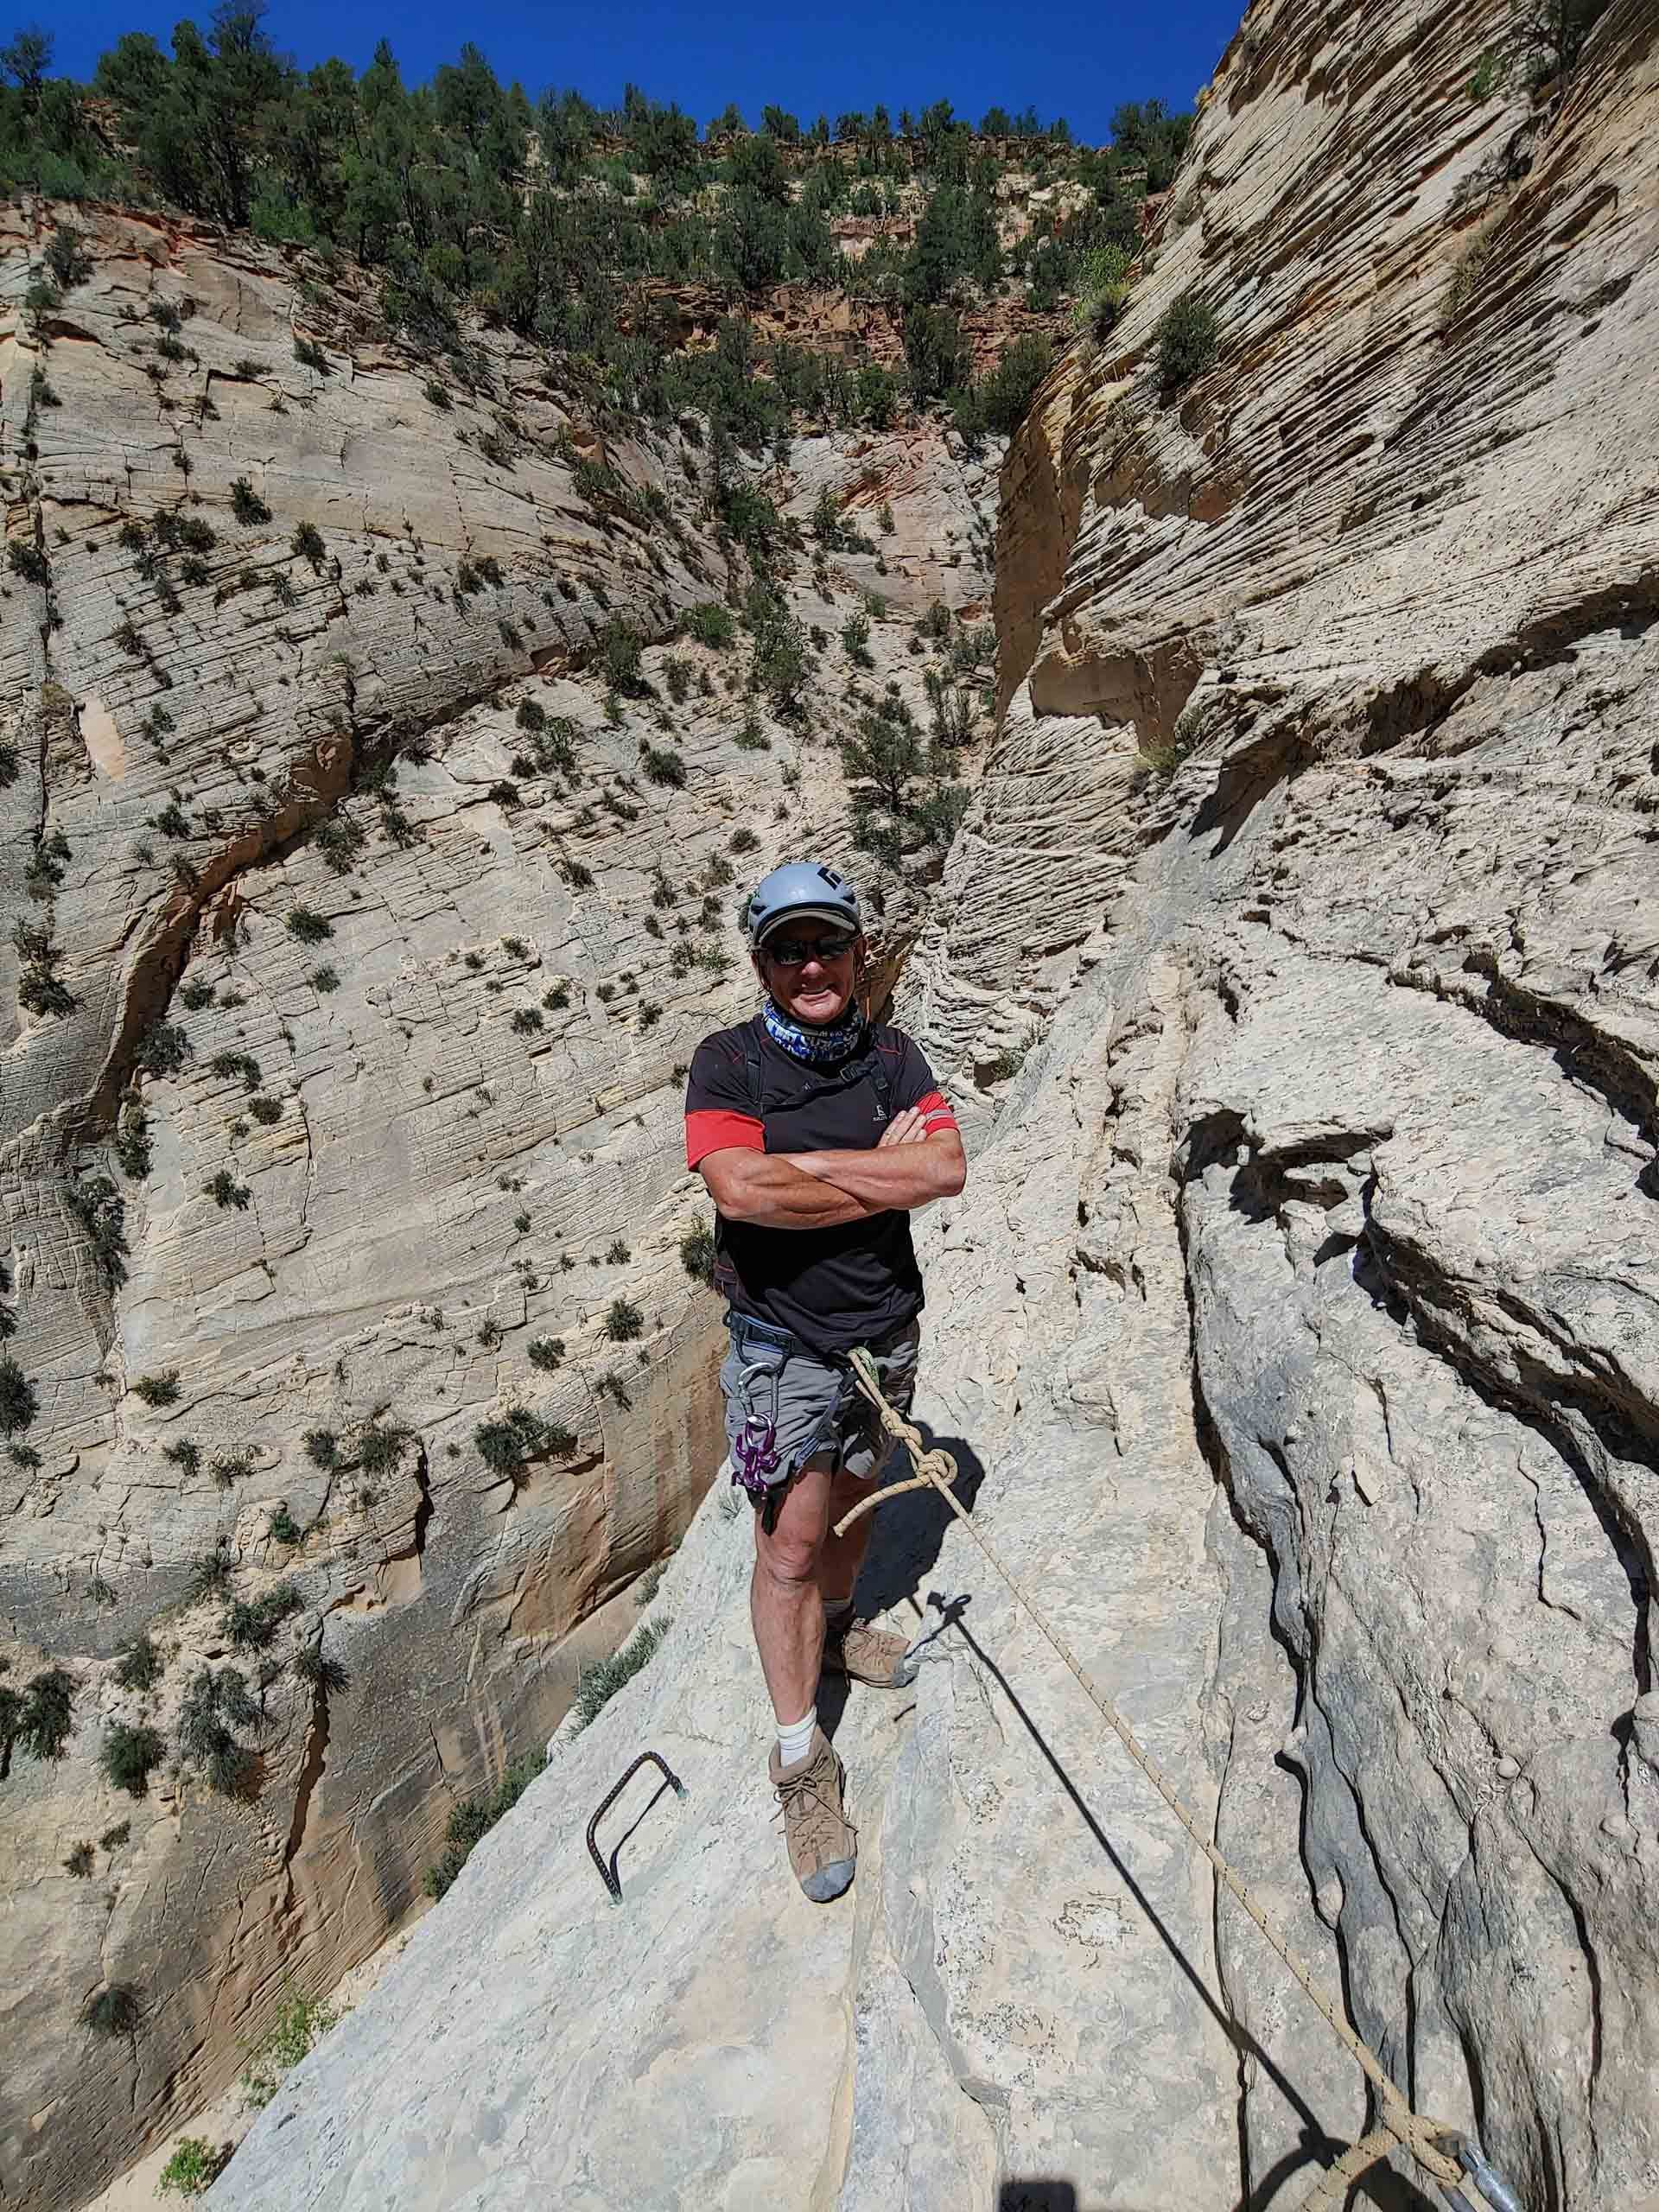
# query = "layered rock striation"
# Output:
<box><xmin>0</xmin><ymin>200</ymin><xmax>999</xmax><ymax>2205</ymax></box>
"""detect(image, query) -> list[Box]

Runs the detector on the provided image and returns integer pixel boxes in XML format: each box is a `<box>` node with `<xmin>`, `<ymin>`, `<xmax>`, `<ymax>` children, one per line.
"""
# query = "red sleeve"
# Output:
<box><xmin>685</xmin><ymin>1033</ymin><xmax>766</xmax><ymax>1169</ymax></box>
<box><xmin>686</xmin><ymin>1109</ymin><xmax>765</xmax><ymax>1169</ymax></box>
<box><xmin>889</xmin><ymin>1035</ymin><xmax>959</xmax><ymax>1135</ymax></box>
<box><xmin>912</xmin><ymin>1087</ymin><xmax>959</xmax><ymax>1136</ymax></box>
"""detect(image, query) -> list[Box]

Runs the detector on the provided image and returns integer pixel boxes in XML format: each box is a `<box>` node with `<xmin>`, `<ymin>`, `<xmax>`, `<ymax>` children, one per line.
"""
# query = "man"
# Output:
<box><xmin>684</xmin><ymin>861</ymin><xmax>967</xmax><ymax>1902</ymax></box>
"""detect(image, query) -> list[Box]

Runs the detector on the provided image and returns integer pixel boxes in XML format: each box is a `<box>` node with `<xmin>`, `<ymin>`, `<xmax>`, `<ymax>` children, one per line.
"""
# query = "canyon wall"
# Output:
<box><xmin>0</xmin><ymin>202</ymin><xmax>998</xmax><ymax>2205</ymax></box>
<box><xmin>213</xmin><ymin>2</ymin><xmax>1659</xmax><ymax>2209</ymax></box>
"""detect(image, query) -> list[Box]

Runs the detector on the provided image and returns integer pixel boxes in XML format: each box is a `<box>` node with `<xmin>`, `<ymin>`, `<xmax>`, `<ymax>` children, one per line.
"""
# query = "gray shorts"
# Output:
<box><xmin>720</xmin><ymin>1317</ymin><xmax>921</xmax><ymax>1490</ymax></box>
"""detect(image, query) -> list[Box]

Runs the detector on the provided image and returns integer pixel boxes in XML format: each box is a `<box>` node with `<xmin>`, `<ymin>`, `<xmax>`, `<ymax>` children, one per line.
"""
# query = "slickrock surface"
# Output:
<box><xmin>0</xmin><ymin>201</ymin><xmax>998</xmax><ymax>2205</ymax></box>
<box><xmin>218</xmin><ymin>2</ymin><xmax>1659</xmax><ymax>2209</ymax></box>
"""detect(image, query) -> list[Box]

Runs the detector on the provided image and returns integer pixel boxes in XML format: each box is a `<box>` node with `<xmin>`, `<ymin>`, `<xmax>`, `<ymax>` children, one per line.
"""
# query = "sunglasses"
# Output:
<box><xmin>762</xmin><ymin>931</ymin><xmax>857</xmax><ymax>966</ymax></box>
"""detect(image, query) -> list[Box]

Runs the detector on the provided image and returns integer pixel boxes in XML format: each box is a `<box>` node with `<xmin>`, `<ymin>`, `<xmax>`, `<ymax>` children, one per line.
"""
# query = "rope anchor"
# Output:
<box><xmin>585</xmin><ymin>1750</ymin><xmax>687</xmax><ymax>1906</ymax></box>
<box><xmin>835</xmin><ymin>1349</ymin><xmax>1524</xmax><ymax>2212</ymax></box>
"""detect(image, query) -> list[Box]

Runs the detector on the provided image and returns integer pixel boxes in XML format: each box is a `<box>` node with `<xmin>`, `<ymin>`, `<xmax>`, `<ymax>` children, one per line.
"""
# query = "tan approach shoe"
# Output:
<box><xmin>822</xmin><ymin>1616</ymin><xmax>918</xmax><ymax>1688</ymax></box>
<box><xmin>770</xmin><ymin>1726</ymin><xmax>857</xmax><ymax>1903</ymax></box>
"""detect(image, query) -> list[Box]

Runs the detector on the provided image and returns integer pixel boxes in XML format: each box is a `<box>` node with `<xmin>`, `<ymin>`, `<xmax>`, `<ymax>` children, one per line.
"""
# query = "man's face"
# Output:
<box><xmin>755</xmin><ymin>925</ymin><xmax>861</xmax><ymax>1026</ymax></box>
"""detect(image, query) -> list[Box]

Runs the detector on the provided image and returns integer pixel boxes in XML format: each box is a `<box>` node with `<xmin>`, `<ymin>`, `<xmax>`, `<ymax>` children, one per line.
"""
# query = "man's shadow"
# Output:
<box><xmin>817</xmin><ymin>1421</ymin><xmax>984</xmax><ymax>1738</ymax></box>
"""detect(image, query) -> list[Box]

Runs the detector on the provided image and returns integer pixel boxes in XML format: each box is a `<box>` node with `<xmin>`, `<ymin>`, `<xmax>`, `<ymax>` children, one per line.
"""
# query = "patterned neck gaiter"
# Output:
<box><xmin>763</xmin><ymin>996</ymin><xmax>867</xmax><ymax>1067</ymax></box>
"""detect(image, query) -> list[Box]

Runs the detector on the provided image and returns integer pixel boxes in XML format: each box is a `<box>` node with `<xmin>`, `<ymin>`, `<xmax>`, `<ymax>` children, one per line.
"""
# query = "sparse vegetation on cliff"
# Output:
<box><xmin>423</xmin><ymin>1749</ymin><xmax>546</xmax><ymax>1900</ymax></box>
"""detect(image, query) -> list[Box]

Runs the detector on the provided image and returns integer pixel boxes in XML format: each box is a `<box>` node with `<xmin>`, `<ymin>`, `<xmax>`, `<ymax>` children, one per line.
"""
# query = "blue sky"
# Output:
<box><xmin>48</xmin><ymin>0</ymin><xmax>1243</xmax><ymax>144</ymax></box>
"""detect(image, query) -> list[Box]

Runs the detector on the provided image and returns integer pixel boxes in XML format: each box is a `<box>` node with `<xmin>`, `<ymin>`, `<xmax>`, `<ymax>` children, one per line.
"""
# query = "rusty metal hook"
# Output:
<box><xmin>585</xmin><ymin>1750</ymin><xmax>688</xmax><ymax>1904</ymax></box>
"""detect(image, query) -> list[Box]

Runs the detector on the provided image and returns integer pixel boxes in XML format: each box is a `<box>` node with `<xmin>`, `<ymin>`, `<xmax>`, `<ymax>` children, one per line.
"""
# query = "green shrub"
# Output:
<box><xmin>224</xmin><ymin>1583</ymin><xmax>302</xmax><ymax>1649</ymax></box>
<box><xmin>302</xmin><ymin>1428</ymin><xmax>339</xmax><ymax>1469</ymax></box>
<box><xmin>686</xmin><ymin>602</ymin><xmax>736</xmax><ymax>649</ymax></box>
<box><xmin>231</xmin><ymin>477</ymin><xmax>271</xmax><ymax>527</ymax></box>
<box><xmin>211</xmin><ymin>1051</ymin><xmax>262</xmax><ymax>1091</ymax></box>
<box><xmin>1154</xmin><ymin>291</ymin><xmax>1219</xmax><ymax>391</ymax></box>
<box><xmin>101</xmin><ymin>1820</ymin><xmax>131</xmax><ymax>1850</ymax></box>
<box><xmin>311</xmin><ymin>964</ymin><xmax>340</xmax><ymax>992</ymax></box>
<box><xmin>267</xmin><ymin>1505</ymin><xmax>302</xmax><ymax>1546</ymax></box>
<box><xmin>177</xmin><ymin>1665</ymin><xmax>259</xmax><ymax>1795</ymax></box>
<box><xmin>570</xmin><ymin>1617</ymin><xmax>671</xmax><ymax>1733</ymax></box>
<box><xmin>474</xmin><ymin>1407</ymin><xmax>576</xmax><ymax>1479</ymax></box>
<box><xmin>187</xmin><ymin>1545</ymin><xmax>232</xmax><ymax>1599</ymax></box>
<box><xmin>212</xmin><ymin>1446</ymin><xmax>256</xmax><ymax>1486</ymax></box>
<box><xmin>527</xmin><ymin>1337</ymin><xmax>564</xmax><ymax>1371</ymax></box>
<box><xmin>423</xmin><ymin>1750</ymin><xmax>545</xmax><ymax>1900</ymax></box>
<box><xmin>240</xmin><ymin>1989</ymin><xmax>337</xmax><ymax>2108</ymax></box>
<box><xmin>293</xmin><ymin>336</ymin><xmax>328</xmax><ymax>372</ymax></box>
<box><xmin>8</xmin><ymin>542</ymin><xmax>48</xmax><ymax>586</ymax></box>
<box><xmin>679</xmin><ymin>1221</ymin><xmax>716</xmax><ymax>1285</ymax></box>
<box><xmin>132</xmin><ymin>1369</ymin><xmax>181</xmax><ymax>1408</ymax></box>
<box><xmin>100</xmin><ymin>1721</ymin><xmax>165</xmax><ymax>1797</ymax></box>
<box><xmin>157</xmin><ymin>2138</ymin><xmax>228</xmax><ymax>2196</ymax></box>
<box><xmin>605</xmin><ymin>1296</ymin><xmax>644</xmax><ymax>1342</ymax></box>
<box><xmin>65</xmin><ymin>1840</ymin><xmax>95</xmax><ymax>1876</ymax></box>
<box><xmin>291</xmin><ymin>1642</ymin><xmax>347</xmax><ymax>1692</ymax></box>
<box><xmin>357</xmin><ymin>1420</ymin><xmax>406</xmax><ymax>1475</ymax></box>
<box><xmin>206</xmin><ymin>1171</ymin><xmax>250</xmax><ymax>1211</ymax></box>
<box><xmin>114</xmin><ymin>1634</ymin><xmax>163</xmax><ymax>1691</ymax></box>
<box><xmin>597</xmin><ymin>620</ymin><xmax>645</xmax><ymax>696</ymax></box>
<box><xmin>82</xmin><ymin>1985</ymin><xmax>143</xmax><ymax>2037</ymax></box>
<box><xmin>249</xmin><ymin>1095</ymin><xmax>283</xmax><ymax>1126</ymax></box>
<box><xmin>291</xmin><ymin>521</ymin><xmax>326</xmax><ymax>569</ymax></box>
<box><xmin>3</xmin><ymin>1668</ymin><xmax>74</xmax><ymax>1764</ymax></box>
<box><xmin>642</xmin><ymin>745</ymin><xmax>687</xmax><ymax>788</ymax></box>
<box><xmin>286</xmin><ymin>907</ymin><xmax>333</xmax><ymax>943</ymax></box>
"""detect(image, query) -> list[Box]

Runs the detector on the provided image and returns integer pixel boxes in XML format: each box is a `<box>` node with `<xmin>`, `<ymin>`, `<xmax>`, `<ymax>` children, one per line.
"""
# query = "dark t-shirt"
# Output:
<box><xmin>684</xmin><ymin>1014</ymin><xmax>957</xmax><ymax>1356</ymax></box>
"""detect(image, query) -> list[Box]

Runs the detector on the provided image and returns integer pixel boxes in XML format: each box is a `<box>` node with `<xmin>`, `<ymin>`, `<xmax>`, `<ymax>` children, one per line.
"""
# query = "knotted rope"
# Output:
<box><xmin>835</xmin><ymin>1348</ymin><xmax>1473</xmax><ymax>2212</ymax></box>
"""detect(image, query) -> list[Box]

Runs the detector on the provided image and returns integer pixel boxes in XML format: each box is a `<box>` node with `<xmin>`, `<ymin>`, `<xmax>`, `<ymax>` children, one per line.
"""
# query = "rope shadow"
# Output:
<box><xmin>944</xmin><ymin>1608</ymin><xmax>1433</xmax><ymax>2212</ymax></box>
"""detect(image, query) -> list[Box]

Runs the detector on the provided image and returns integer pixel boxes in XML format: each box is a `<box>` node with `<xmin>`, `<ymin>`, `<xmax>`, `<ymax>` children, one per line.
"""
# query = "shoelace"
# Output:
<box><xmin>773</xmin><ymin>1766</ymin><xmax>858</xmax><ymax>1845</ymax></box>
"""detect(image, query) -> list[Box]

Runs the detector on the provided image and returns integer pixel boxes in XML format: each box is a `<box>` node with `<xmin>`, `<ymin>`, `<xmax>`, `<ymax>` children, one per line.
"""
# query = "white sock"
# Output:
<box><xmin>776</xmin><ymin>1706</ymin><xmax>817</xmax><ymax>1769</ymax></box>
<box><xmin>823</xmin><ymin>1598</ymin><xmax>855</xmax><ymax>1631</ymax></box>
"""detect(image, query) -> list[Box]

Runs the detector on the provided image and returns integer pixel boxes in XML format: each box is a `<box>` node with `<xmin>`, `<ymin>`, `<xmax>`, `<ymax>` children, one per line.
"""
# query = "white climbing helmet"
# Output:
<box><xmin>743</xmin><ymin>861</ymin><xmax>862</xmax><ymax>947</ymax></box>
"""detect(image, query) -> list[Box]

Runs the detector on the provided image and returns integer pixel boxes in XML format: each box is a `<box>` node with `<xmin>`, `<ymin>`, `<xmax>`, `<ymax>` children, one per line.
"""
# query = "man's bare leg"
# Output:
<box><xmin>751</xmin><ymin>1452</ymin><xmax>836</xmax><ymax>1726</ymax></box>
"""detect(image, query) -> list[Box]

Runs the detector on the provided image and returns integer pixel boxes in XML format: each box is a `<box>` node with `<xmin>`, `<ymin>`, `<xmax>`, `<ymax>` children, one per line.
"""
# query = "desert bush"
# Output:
<box><xmin>570</xmin><ymin>1617</ymin><xmax>671</xmax><ymax>1732</ymax></box>
<box><xmin>114</xmin><ymin>1633</ymin><xmax>163</xmax><ymax>1691</ymax></box>
<box><xmin>605</xmin><ymin>1296</ymin><xmax>644</xmax><ymax>1342</ymax></box>
<box><xmin>685</xmin><ymin>602</ymin><xmax>735</xmax><ymax>649</ymax></box>
<box><xmin>1154</xmin><ymin>291</ymin><xmax>1219</xmax><ymax>391</ymax></box>
<box><xmin>205</xmin><ymin>1171</ymin><xmax>250</xmax><ymax>1211</ymax></box>
<box><xmin>65</xmin><ymin>1840</ymin><xmax>96</xmax><ymax>1876</ymax></box>
<box><xmin>679</xmin><ymin>1220</ymin><xmax>716</xmax><ymax>1285</ymax></box>
<box><xmin>474</xmin><ymin>1406</ymin><xmax>576</xmax><ymax>1478</ymax></box>
<box><xmin>642</xmin><ymin>744</ymin><xmax>686</xmax><ymax>787</ymax></box>
<box><xmin>267</xmin><ymin>1505</ymin><xmax>302</xmax><ymax>1545</ymax></box>
<box><xmin>240</xmin><ymin>1988</ymin><xmax>337</xmax><ymax>2108</ymax></box>
<box><xmin>177</xmin><ymin>1665</ymin><xmax>259</xmax><ymax>1795</ymax></box>
<box><xmin>0</xmin><ymin>1354</ymin><xmax>39</xmax><ymax>1435</ymax></box>
<box><xmin>286</xmin><ymin>906</ymin><xmax>333</xmax><ymax>942</ymax></box>
<box><xmin>100</xmin><ymin>1720</ymin><xmax>165</xmax><ymax>1797</ymax></box>
<box><xmin>527</xmin><ymin>1337</ymin><xmax>564</xmax><ymax>1371</ymax></box>
<box><xmin>157</xmin><ymin>2138</ymin><xmax>228</xmax><ymax>2196</ymax></box>
<box><xmin>423</xmin><ymin>1749</ymin><xmax>545</xmax><ymax>1900</ymax></box>
<box><xmin>82</xmin><ymin>1985</ymin><xmax>143</xmax><ymax>2037</ymax></box>
<box><xmin>302</xmin><ymin>1427</ymin><xmax>338</xmax><ymax>1469</ymax></box>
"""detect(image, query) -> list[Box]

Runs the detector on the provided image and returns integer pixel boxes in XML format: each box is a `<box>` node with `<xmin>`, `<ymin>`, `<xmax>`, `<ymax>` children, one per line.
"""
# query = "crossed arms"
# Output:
<box><xmin>697</xmin><ymin>1104</ymin><xmax>967</xmax><ymax>1230</ymax></box>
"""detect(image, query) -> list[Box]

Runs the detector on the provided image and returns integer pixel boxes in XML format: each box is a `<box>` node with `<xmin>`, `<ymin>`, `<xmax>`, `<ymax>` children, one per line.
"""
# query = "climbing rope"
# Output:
<box><xmin>836</xmin><ymin>1349</ymin><xmax>1482</xmax><ymax>2212</ymax></box>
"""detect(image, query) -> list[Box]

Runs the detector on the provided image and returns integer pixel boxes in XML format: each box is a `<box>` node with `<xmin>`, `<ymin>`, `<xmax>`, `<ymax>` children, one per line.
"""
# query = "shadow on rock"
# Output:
<box><xmin>851</xmin><ymin>1421</ymin><xmax>988</xmax><ymax>1622</ymax></box>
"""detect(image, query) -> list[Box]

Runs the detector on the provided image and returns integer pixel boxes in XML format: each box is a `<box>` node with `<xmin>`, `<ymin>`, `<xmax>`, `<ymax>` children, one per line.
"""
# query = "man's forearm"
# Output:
<box><xmin>782</xmin><ymin>1138</ymin><xmax>964</xmax><ymax>1211</ymax></box>
<box><xmin>707</xmin><ymin>1153</ymin><xmax>885</xmax><ymax>1230</ymax></box>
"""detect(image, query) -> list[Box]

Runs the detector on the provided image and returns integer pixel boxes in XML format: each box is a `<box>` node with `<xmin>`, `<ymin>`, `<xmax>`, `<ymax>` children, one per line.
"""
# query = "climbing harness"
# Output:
<box><xmin>836</xmin><ymin>1349</ymin><xmax>1521</xmax><ymax>2212</ymax></box>
<box><xmin>586</xmin><ymin>1750</ymin><xmax>688</xmax><ymax>1904</ymax></box>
